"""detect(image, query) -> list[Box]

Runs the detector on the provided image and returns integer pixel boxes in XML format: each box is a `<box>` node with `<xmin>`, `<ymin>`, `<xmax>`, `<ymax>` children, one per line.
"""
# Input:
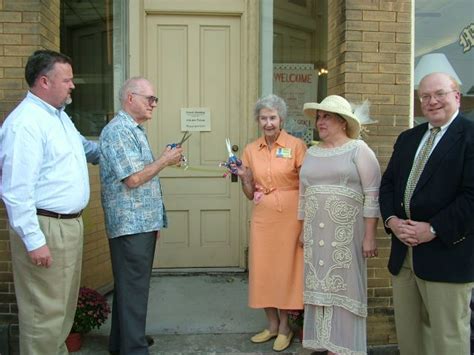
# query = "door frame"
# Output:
<box><xmin>128</xmin><ymin>0</ymin><xmax>260</xmax><ymax>268</ymax></box>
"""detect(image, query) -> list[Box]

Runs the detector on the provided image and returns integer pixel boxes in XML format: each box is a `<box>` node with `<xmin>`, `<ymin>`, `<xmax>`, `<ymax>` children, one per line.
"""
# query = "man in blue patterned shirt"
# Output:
<box><xmin>99</xmin><ymin>77</ymin><xmax>183</xmax><ymax>355</ymax></box>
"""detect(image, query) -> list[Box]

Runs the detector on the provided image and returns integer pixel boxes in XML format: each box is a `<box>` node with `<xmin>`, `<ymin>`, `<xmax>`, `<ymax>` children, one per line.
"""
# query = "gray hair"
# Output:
<box><xmin>253</xmin><ymin>94</ymin><xmax>288</xmax><ymax>121</ymax></box>
<box><xmin>118</xmin><ymin>76</ymin><xmax>150</xmax><ymax>105</ymax></box>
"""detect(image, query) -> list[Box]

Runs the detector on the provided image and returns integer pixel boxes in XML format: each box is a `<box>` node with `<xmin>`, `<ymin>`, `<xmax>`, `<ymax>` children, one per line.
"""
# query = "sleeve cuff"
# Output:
<box><xmin>22</xmin><ymin>232</ymin><xmax>47</xmax><ymax>252</ymax></box>
<box><xmin>384</xmin><ymin>215</ymin><xmax>396</xmax><ymax>228</ymax></box>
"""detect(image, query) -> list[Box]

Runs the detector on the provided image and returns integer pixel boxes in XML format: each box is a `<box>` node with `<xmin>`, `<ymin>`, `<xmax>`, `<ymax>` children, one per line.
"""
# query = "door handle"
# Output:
<box><xmin>231</xmin><ymin>145</ymin><xmax>239</xmax><ymax>182</ymax></box>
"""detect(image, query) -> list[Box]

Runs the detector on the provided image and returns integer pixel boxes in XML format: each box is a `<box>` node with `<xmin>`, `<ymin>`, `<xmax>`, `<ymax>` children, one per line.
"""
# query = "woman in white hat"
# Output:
<box><xmin>298</xmin><ymin>95</ymin><xmax>381</xmax><ymax>354</ymax></box>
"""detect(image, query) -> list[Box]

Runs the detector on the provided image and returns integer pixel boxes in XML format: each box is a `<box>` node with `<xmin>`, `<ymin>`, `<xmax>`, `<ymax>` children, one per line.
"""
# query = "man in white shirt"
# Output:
<box><xmin>0</xmin><ymin>49</ymin><xmax>99</xmax><ymax>355</ymax></box>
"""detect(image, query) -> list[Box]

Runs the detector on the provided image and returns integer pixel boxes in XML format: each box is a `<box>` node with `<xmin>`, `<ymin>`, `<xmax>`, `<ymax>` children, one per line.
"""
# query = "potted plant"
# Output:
<box><xmin>288</xmin><ymin>309</ymin><xmax>304</xmax><ymax>341</ymax></box>
<box><xmin>66</xmin><ymin>287</ymin><xmax>111</xmax><ymax>352</ymax></box>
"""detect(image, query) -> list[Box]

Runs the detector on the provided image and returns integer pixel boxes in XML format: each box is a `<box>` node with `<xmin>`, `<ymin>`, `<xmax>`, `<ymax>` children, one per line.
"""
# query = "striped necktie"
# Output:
<box><xmin>404</xmin><ymin>127</ymin><xmax>441</xmax><ymax>218</ymax></box>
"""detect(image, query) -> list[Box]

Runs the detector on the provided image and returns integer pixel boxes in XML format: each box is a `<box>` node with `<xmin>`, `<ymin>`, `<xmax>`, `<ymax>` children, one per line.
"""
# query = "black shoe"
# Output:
<box><xmin>146</xmin><ymin>335</ymin><xmax>154</xmax><ymax>347</ymax></box>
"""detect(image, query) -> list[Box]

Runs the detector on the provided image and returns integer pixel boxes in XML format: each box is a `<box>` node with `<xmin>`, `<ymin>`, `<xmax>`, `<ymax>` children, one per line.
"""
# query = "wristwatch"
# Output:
<box><xmin>430</xmin><ymin>225</ymin><xmax>436</xmax><ymax>235</ymax></box>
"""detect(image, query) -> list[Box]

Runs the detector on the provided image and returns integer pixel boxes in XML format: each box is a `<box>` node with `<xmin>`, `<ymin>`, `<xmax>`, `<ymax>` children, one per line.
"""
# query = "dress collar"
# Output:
<box><xmin>257</xmin><ymin>129</ymin><xmax>291</xmax><ymax>150</ymax></box>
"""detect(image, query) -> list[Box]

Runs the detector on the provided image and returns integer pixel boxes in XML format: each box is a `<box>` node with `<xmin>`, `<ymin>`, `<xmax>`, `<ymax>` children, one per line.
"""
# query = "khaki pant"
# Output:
<box><xmin>10</xmin><ymin>215</ymin><xmax>83</xmax><ymax>355</ymax></box>
<box><xmin>392</xmin><ymin>248</ymin><xmax>473</xmax><ymax>355</ymax></box>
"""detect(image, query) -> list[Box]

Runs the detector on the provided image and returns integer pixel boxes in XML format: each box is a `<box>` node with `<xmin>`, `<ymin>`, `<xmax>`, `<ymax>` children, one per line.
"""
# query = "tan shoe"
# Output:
<box><xmin>250</xmin><ymin>329</ymin><xmax>278</xmax><ymax>343</ymax></box>
<box><xmin>272</xmin><ymin>331</ymin><xmax>293</xmax><ymax>352</ymax></box>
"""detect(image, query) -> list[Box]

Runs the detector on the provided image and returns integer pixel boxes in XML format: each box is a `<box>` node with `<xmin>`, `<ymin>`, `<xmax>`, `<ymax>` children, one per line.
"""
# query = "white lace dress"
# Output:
<box><xmin>298</xmin><ymin>140</ymin><xmax>381</xmax><ymax>355</ymax></box>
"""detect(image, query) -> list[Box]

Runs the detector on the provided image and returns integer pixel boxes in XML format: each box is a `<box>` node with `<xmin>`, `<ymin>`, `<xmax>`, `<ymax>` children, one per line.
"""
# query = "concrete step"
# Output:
<box><xmin>79</xmin><ymin>273</ymin><xmax>399</xmax><ymax>354</ymax></box>
<box><xmin>93</xmin><ymin>273</ymin><xmax>267</xmax><ymax>336</ymax></box>
<box><xmin>74</xmin><ymin>333</ymin><xmax>399</xmax><ymax>354</ymax></box>
<box><xmin>74</xmin><ymin>333</ymin><xmax>307</xmax><ymax>354</ymax></box>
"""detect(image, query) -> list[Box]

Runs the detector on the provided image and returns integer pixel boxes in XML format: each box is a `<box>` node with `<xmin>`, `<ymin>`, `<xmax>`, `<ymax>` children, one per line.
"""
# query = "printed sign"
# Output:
<box><xmin>181</xmin><ymin>108</ymin><xmax>211</xmax><ymax>131</ymax></box>
<box><xmin>273</xmin><ymin>63</ymin><xmax>318</xmax><ymax>144</ymax></box>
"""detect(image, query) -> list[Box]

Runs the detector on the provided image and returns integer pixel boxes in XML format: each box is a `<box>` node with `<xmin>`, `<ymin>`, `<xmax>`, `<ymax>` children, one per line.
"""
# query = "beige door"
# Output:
<box><xmin>145</xmin><ymin>13</ymin><xmax>242</xmax><ymax>268</ymax></box>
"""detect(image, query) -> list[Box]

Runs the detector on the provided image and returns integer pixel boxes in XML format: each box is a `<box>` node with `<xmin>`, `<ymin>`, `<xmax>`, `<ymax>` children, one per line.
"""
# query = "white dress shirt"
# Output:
<box><xmin>384</xmin><ymin>110</ymin><xmax>459</xmax><ymax>227</ymax></box>
<box><xmin>414</xmin><ymin>110</ymin><xmax>459</xmax><ymax>159</ymax></box>
<box><xmin>0</xmin><ymin>92</ymin><xmax>99</xmax><ymax>251</ymax></box>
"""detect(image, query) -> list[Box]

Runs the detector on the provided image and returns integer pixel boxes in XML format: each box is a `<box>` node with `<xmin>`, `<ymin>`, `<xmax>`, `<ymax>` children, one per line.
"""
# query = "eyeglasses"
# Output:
<box><xmin>131</xmin><ymin>92</ymin><xmax>159</xmax><ymax>105</ymax></box>
<box><xmin>419</xmin><ymin>90</ymin><xmax>457</xmax><ymax>104</ymax></box>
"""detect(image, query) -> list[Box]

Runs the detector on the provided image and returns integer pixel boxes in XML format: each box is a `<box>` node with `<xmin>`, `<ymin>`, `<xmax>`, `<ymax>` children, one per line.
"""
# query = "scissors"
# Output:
<box><xmin>168</xmin><ymin>131</ymin><xmax>191</xmax><ymax>149</ymax></box>
<box><xmin>225</xmin><ymin>138</ymin><xmax>242</xmax><ymax>174</ymax></box>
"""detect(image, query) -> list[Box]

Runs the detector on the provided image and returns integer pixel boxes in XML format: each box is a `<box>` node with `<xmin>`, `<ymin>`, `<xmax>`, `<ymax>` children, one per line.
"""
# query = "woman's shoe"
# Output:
<box><xmin>250</xmin><ymin>329</ymin><xmax>278</xmax><ymax>343</ymax></box>
<box><xmin>272</xmin><ymin>331</ymin><xmax>294</xmax><ymax>351</ymax></box>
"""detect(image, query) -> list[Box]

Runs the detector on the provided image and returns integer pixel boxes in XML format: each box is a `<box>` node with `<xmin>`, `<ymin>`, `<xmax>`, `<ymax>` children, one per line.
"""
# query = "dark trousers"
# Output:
<box><xmin>108</xmin><ymin>232</ymin><xmax>157</xmax><ymax>355</ymax></box>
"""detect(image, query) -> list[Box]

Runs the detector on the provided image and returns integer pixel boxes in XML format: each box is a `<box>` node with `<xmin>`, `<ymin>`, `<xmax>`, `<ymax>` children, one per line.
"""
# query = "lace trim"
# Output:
<box><xmin>305</xmin><ymin>185</ymin><xmax>363</xmax><ymax>204</ymax></box>
<box><xmin>304</xmin><ymin>291</ymin><xmax>367</xmax><ymax>317</ymax></box>
<box><xmin>307</xmin><ymin>139</ymin><xmax>360</xmax><ymax>158</ymax></box>
<box><xmin>303</xmin><ymin>306</ymin><xmax>366</xmax><ymax>355</ymax></box>
<box><xmin>363</xmin><ymin>195</ymin><xmax>380</xmax><ymax>218</ymax></box>
<box><xmin>303</xmin><ymin>340</ymin><xmax>366</xmax><ymax>355</ymax></box>
<box><xmin>303</xmin><ymin>184</ymin><xmax>366</xmax><ymax>315</ymax></box>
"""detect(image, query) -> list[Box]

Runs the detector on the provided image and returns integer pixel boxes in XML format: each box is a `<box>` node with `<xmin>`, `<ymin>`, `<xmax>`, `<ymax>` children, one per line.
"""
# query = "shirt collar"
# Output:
<box><xmin>257</xmin><ymin>129</ymin><xmax>291</xmax><ymax>150</ymax></box>
<box><xmin>26</xmin><ymin>91</ymin><xmax>65</xmax><ymax>118</ymax></box>
<box><xmin>118</xmin><ymin>110</ymin><xmax>144</xmax><ymax>130</ymax></box>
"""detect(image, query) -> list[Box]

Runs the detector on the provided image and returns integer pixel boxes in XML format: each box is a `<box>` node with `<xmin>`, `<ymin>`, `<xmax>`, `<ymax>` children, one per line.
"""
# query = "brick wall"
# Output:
<box><xmin>0</xmin><ymin>1</ymin><xmax>113</xmax><ymax>346</ymax></box>
<box><xmin>82</xmin><ymin>165</ymin><xmax>113</xmax><ymax>292</ymax></box>
<box><xmin>327</xmin><ymin>0</ymin><xmax>413</xmax><ymax>346</ymax></box>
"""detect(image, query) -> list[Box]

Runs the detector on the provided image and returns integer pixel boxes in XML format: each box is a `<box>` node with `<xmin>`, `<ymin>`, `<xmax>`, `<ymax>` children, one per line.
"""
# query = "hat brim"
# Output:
<box><xmin>303</xmin><ymin>102</ymin><xmax>361</xmax><ymax>139</ymax></box>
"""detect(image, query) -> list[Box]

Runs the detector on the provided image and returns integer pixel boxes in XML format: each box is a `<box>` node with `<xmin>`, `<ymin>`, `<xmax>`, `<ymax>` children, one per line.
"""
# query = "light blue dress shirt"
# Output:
<box><xmin>0</xmin><ymin>92</ymin><xmax>99</xmax><ymax>251</ymax></box>
<box><xmin>99</xmin><ymin>110</ymin><xmax>167</xmax><ymax>239</ymax></box>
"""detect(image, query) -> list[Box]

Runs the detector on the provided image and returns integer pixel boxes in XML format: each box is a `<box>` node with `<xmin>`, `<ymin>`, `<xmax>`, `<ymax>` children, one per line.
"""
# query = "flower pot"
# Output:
<box><xmin>66</xmin><ymin>332</ymin><xmax>82</xmax><ymax>352</ymax></box>
<box><xmin>297</xmin><ymin>327</ymin><xmax>303</xmax><ymax>342</ymax></box>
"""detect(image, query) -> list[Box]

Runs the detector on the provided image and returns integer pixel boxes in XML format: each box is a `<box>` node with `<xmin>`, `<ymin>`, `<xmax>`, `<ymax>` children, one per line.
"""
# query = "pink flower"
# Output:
<box><xmin>253</xmin><ymin>184</ymin><xmax>264</xmax><ymax>205</ymax></box>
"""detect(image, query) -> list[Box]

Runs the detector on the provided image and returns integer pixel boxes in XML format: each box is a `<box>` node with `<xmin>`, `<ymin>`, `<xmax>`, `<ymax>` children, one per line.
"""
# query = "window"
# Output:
<box><xmin>414</xmin><ymin>0</ymin><xmax>474</xmax><ymax>123</ymax></box>
<box><xmin>60</xmin><ymin>0</ymin><xmax>127</xmax><ymax>137</ymax></box>
<box><xmin>261</xmin><ymin>0</ymin><xmax>328</xmax><ymax>144</ymax></box>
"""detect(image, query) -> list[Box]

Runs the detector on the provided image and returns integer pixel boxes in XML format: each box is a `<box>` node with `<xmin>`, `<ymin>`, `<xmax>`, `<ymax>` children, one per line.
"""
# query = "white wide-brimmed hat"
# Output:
<box><xmin>303</xmin><ymin>95</ymin><xmax>361</xmax><ymax>139</ymax></box>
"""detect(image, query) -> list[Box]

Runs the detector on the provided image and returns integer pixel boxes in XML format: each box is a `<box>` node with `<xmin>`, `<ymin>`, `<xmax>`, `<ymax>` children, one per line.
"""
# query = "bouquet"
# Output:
<box><xmin>71</xmin><ymin>287</ymin><xmax>111</xmax><ymax>334</ymax></box>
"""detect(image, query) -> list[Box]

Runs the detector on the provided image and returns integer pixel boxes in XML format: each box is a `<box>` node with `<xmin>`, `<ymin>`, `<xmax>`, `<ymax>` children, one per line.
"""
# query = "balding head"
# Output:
<box><xmin>119</xmin><ymin>77</ymin><xmax>157</xmax><ymax>124</ymax></box>
<box><xmin>418</xmin><ymin>72</ymin><xmax>461</xmax><ymax>127</ymax></box>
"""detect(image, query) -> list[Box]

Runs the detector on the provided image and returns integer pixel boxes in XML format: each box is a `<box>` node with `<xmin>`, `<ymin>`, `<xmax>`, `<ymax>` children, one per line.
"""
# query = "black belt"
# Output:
<box><xmin>36</xmin><ymin>209</ymin><xmax>82</xmax><ymax>219</ymax></box>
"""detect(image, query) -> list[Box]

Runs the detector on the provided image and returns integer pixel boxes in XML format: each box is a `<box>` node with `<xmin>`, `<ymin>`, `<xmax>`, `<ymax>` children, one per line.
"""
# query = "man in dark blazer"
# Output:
<box><xmin>380</xmin><ymin>72</ymin><xmax>474</xmax><ymax>355</ymax></box>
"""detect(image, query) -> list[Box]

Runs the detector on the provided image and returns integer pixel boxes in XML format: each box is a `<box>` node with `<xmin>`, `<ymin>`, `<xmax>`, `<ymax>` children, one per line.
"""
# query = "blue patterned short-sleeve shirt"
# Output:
<box><xmin>99</xmin><ymin>110</ymin><xmax>167</xmax><ymax>239</ymax></box>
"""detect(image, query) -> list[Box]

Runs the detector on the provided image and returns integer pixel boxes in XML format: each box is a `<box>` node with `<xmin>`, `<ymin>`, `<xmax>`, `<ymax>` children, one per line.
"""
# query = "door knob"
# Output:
<box><xmin>231</xmin><ymin>145</ymin><xmax>239</xmax><ymax>152</ymax></box>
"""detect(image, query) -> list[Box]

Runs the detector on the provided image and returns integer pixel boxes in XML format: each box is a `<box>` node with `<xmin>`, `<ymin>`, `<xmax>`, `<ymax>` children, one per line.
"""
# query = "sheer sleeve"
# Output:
<box><xmin>355</xmin><ymin>141</ymin><xmax>381</xmax><ymax>218</ymax></box>
<box><xmin>294</xmin><ymin>138</ymin><xmax>307</xmax><ymax>169</ymax></box>
<box><xmin>298</xmin><ymin>178</ymin><xmax>306</xmax><ymax>220</ymax></box>
<box><xmin>297</xmin><ymin>151</ymin><xmax>308</xmax><ymax>220</ymax></box>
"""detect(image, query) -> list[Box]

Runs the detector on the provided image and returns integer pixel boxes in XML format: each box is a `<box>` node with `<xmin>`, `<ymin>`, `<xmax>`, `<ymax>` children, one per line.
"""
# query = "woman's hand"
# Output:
<box><xmin>235</xmin><ymin>165</ymin><xmax>255</xmax><ymax>200</ymax></box>
<box><xmin>228</xmin><ymin>161</ymin><xmax>246</xmax><ymax>176</ymax></box>
<box><xmin>363</xmin><ymin>217</ymin><xmax>378</xmax><ymax>258</ymax></box>
<box><xmin>362</xmin><ymin>234</ymin><xmax>378</xmax><ymax>258</ymax></box>
<box><xmin>298</xmin><ymin>232</ymin><xmax>304</xmax><ymax>247</ymax></box>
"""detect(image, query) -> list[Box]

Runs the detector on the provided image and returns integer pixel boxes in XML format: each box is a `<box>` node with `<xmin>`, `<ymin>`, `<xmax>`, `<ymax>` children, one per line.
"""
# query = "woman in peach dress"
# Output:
<box><xmin>232</xmin><ymin>94</ymin><xmax>306</xmax><ymax>352</ymax></box>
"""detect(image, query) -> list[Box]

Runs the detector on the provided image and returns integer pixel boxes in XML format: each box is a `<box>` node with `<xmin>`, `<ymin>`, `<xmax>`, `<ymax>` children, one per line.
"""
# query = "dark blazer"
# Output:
<box><xmin>380</xmin><ymin>114</ymin><xmax>474</xmax><ymax>283</ymax></box>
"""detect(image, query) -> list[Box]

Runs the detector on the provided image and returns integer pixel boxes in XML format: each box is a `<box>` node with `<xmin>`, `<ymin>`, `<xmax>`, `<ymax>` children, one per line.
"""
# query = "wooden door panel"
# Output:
<box><xmin>146</xmin><ymin>14</ymin><xmax>241</xmax><ymax>267</ymax></box>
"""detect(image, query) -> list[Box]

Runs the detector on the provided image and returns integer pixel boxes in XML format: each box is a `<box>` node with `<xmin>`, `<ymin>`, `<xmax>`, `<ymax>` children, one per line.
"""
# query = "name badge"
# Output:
<box><xmin>276</xmin><ymin>148</ymin><xmax>292</xmax><ymax>158</ymax></box>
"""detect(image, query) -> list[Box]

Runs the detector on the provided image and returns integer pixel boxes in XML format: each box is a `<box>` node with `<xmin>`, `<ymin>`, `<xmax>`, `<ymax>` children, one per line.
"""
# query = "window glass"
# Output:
<box><xmin>415</xmin><ymin>0</ymin><xmax>474</xmax><ymax>123</ymax></box>
<box><xmin>60</xmin><ymin>0</ymin><xmax>127</xmax><ymax>137</ymax></box>
<box><xmin>274</xmin><ymin>0</ymin><xmax>327</xmax><ymax>144</ymax></box>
